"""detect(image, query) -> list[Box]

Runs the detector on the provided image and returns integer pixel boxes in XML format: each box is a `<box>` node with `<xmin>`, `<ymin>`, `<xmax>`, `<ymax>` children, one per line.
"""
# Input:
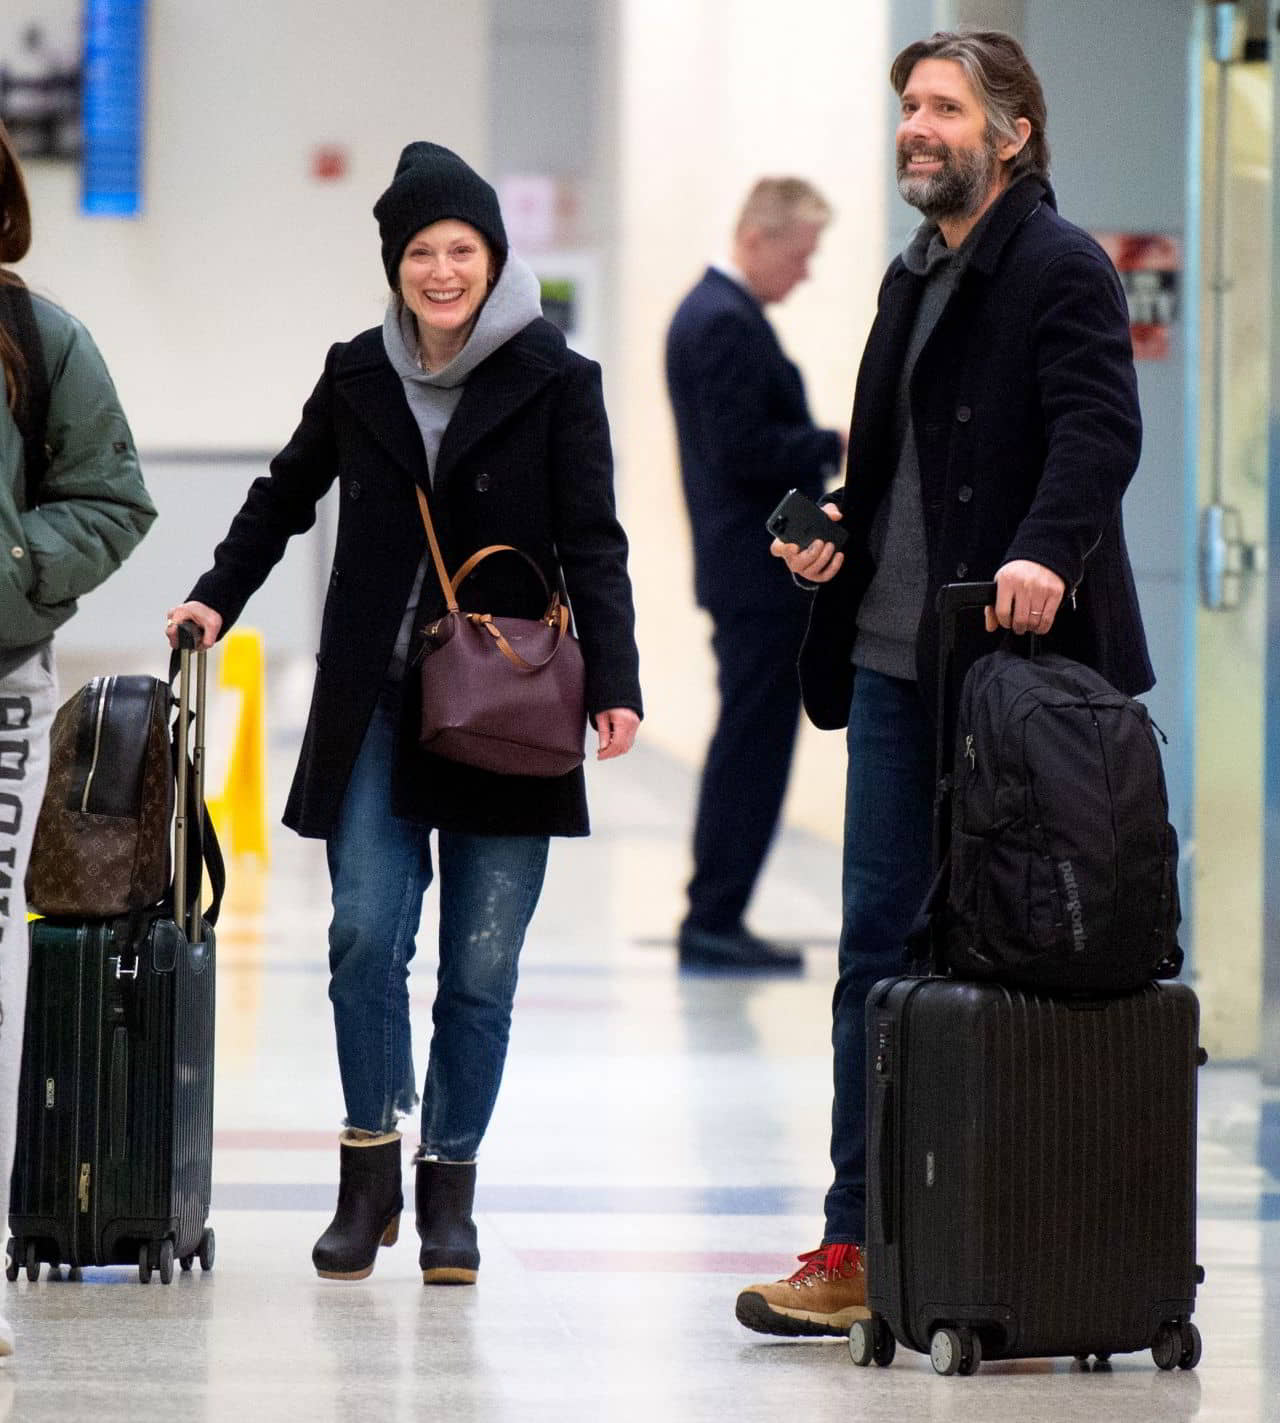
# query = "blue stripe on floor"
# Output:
<box><xmin>209</xmin><ymin>1182</ymin><xmax>1280</xmax><ymax>1220</ymax></box>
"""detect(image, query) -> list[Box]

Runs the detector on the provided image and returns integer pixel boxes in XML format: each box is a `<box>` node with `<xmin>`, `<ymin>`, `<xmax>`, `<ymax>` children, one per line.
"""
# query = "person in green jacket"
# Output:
<box><xmin>0</xmin><ymin>120</ymin><xmax>155</xmax><ymax>1358</ymax></box>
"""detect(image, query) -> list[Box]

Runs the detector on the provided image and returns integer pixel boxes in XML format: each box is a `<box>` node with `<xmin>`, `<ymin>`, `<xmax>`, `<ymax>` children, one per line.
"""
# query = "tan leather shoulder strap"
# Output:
<box><xmin>415</xmin><ymin>486</ymin><xmax>459</xmax><ymax>614</ymax></box>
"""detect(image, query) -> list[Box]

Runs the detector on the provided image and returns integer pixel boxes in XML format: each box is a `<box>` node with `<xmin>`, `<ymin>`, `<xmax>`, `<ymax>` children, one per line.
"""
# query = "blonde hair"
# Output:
<box><xmin>734</xmin><ymin>178</ymin><xmax>832</xmax><ymax>239</ymax></box>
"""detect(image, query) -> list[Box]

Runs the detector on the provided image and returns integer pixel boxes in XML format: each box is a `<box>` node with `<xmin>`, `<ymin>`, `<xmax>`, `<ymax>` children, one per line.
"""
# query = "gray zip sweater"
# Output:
<box><xmin>852</xmin><ymin>210</ymin><xmax>992</xmax><ymax>680</ymax></box>
<box><xmin>381</xmin><ymin>254</ymin><xmax>543</xmax><ymax>678</ymax></box>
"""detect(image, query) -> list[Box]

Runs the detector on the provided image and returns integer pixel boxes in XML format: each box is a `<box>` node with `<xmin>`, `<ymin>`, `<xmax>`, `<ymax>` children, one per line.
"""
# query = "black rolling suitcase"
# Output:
<box><xmin>7</xmin><ymin>628</ymin><xmax>223</xmax><ymax>1285</ymax></box>
<box><xmin>848</xmin><ymin>584</ymin><xmax>1202</xmax><ymax>1376</ymax></box>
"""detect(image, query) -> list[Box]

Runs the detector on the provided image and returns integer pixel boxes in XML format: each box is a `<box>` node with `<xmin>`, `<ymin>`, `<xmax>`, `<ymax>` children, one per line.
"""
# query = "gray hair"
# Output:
<box><xmin>891</xmin><ymin>30</ymin><xmax>1050</xmax><ymax>183</ymax></box>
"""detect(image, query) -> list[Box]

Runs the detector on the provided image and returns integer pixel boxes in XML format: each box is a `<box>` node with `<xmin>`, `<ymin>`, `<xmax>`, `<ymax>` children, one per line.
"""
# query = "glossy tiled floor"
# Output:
<box><xmin>2</xmin><ymin>725</ymin><xmax>1277</xmax><ymax>1422</ymax></box>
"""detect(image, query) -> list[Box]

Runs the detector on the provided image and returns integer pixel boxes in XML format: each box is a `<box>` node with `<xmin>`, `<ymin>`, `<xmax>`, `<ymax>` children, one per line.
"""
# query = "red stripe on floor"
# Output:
<box><xmin>514</xmin><ymin>1250</ymin><xmax>793</xmax><ymax>1275</ymax></box>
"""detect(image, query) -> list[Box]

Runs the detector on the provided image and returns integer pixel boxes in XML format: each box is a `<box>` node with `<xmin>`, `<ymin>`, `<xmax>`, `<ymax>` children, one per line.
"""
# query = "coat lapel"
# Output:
<box><xmin>334</xmin><ymin>358</ymin><xmax>428</xmax><ymax>487</ymax></box>
<box><xmin>432</xmin><ymin>338</ymin><xmax>559</xmax><ymax>492</ymax></box>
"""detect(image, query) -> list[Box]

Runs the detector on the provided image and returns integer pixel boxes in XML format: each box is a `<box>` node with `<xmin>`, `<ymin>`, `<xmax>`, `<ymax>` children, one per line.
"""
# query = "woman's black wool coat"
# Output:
<box><xmin>190</xmin><ymin>316</ymin><xmax>642</xmax><ymax>840</ymax></box>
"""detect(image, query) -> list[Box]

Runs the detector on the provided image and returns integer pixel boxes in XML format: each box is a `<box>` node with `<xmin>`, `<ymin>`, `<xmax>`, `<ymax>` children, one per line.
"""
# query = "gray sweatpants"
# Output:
<box><xmin>0</xmin><ymin>644</ymin><xmax>58</xmax><ymax>1248</ymax></box>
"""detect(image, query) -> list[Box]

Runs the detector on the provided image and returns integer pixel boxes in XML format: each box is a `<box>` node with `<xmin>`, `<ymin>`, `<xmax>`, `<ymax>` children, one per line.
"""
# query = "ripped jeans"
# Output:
<box><xmin>325</xmin><ymin>688</ymin><xmax>549</xmax><ymax>1158</ymax></box>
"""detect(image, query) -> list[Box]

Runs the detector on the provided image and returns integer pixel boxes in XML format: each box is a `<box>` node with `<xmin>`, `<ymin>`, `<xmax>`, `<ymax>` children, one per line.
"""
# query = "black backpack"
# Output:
<box><xmin>941</xmin><ymin>646</ymin><xmax>1182</xmax><ymax>995</ymax></box>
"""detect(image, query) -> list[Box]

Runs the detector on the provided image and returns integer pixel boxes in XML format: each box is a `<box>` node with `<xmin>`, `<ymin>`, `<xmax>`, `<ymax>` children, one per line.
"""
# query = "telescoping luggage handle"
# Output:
<box><xmin>172</xmin><ymin>623</ymin><xmax>208</xmax><ymax>945</ymax></box>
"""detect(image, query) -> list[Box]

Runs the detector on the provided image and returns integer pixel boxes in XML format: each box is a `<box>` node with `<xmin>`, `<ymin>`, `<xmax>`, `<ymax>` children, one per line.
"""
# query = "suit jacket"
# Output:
<box><xmin>800</xmin><ymin>178</ymin><xmax>1154</xmax><ymax>728</ymax></box>
<box><xmin>190</xmin><ymin>317</ymin><xmax>642</xmax><ymax>839</ymax></box>
<box><xmin>666</xmin><ymin>268</ymin><xmax>841</xmax><ymax>613</ymax></box>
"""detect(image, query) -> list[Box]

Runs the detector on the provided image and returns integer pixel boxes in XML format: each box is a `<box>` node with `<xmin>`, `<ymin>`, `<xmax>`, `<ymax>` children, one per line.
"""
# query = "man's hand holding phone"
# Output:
<box><xmin>767</xmin><ymin>490</ymin><xmax>845</xmax><ymax>584</ymax></box>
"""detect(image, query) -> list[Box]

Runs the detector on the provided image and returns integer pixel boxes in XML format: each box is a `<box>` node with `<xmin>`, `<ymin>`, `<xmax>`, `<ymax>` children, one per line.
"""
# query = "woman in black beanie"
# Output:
<box><xmin>166</xmin><ymin>142</ymin><xmax>642</xmax><ymax>1285</ymax></box>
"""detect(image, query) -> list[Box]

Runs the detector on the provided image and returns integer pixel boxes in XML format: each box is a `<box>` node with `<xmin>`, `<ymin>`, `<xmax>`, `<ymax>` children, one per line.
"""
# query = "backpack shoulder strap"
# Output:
<box><xmin>0</xmin><ymin>282</ymin><xmax>52</xmax><ymax>505</ymax></box>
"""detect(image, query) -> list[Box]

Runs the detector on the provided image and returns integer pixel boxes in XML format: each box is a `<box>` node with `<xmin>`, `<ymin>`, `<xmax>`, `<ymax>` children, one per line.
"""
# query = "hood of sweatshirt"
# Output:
<box><xmin>381</xmin><ymin>251</ymin><xmax>544</xmax><ymax>389</ymax></box>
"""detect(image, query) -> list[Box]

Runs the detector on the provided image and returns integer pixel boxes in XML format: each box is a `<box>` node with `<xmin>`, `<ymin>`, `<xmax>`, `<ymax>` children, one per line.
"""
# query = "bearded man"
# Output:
<box><xmin>734</xmin><ymin>30</ymin><xmax>1152</xmax><ymax>1338</ymax></box>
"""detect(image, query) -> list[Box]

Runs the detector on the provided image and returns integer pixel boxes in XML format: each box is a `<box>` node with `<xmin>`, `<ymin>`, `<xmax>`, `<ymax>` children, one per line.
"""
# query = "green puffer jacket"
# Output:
<box><xmin>1</xmin><ymin>290</ymin><xmax>156</xmax><ymax>660</ymax></box>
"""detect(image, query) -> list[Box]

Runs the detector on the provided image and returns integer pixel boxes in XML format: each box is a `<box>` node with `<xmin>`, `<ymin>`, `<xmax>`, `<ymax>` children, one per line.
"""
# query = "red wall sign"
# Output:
<box><xmin>1093</xmin><ymin>233</ymin><xmax>1181</xmax><ymax>361</ymax></box>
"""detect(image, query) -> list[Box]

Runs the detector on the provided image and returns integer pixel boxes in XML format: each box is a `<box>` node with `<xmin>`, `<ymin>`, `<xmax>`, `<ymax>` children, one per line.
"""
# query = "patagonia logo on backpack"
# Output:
<box><xmin>1058</xmin><ymin>860</ymin><xmax>1086</xmax><ymax>954</ymax></box>
<box><xmin>943</xmin><ymin>648</ymin><xmax>1182</xmax><ymax>995</ymax></box>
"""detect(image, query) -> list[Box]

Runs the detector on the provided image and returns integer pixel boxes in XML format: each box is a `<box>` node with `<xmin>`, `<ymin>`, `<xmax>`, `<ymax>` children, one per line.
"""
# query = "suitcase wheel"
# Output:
<box><xmin>180</xmin><ymin>1253</ymin><xmax>194</xmax><ymax>1273</ymax></box>
<box><xmin>158</xmin><ymin>1239</ymin><xmax>175</xmax><ymax>1285</ymax></box>
<box><xmin>848</xmin><ymin>1319</ymin><xmax>873</xmax><ymax>1366</ymax></box>
<box><xmin>1153</xmin><ymin>1319</ymin><xmax>1201</xmax><ymax>1371</ymax></box>
<box><xmin>4</xmin><ymin>1240</ymin><xmax>17</xmax><ymax>1283</ymax></box>
<box><xmin>138</xmin><ymin>1244</ymin><xmax>152</xmax><ymax>1285</ymax></box>
<box><xmin>930</xmin><ymin>1325</ymin><xmax>981</xmax><ymax>1377</ymax></box>
<box><xmin>198</xmin><ymin>1227</ymin><xmax>216</xmax><ymax>1273</ymax></box>
<box><xmin>848</xmin><ymin>1315</ymin><xmax>896</xmax><ymax>1368</ymax></box>
<box><xmin>24</xmin><ymin>1240</ymin><xmax>40</xmax><ymax>1283</ymax></box>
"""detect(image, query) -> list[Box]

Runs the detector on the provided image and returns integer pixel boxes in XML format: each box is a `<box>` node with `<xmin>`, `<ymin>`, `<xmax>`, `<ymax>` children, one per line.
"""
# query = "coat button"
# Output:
<box><xmin>474</xmin><ymin>472</ymin><xmax>491</xmax><ymax>493</ymax></box>
<box><xmin>955</xmin><ymin>562</ymin><xmax>969</xmax><ymax>579</ymax></box>
<box><xmin>957</xmin><ymin>485</ymin><xmax>973</xmax><ymax>503</ymax></box>
<box><xmin>10</xmin><ymin>546</ymin><xmax>23</xmax><ymax>559</ymax></box>
<box><xmin>348</xmin><ymin>480</ymin><xmax>362</xmax><ymax>500</ymax></box>
<box><xmin>955</xmin><ymin>405</ymin><xmax>972</xmax><ymax>423</ymax></box>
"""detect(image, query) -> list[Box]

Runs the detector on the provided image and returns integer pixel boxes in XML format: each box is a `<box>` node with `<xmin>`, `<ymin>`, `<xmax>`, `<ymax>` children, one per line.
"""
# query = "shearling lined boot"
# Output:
<box><xmin>415</xmin><ymin>1158</ymin><xmax>480</xmax><ymax>1284</ymax></box>
<box><xmin>312</xmin><ymin>1130</ymin><xmax>403</xmax><ymax>1280</ymax></box>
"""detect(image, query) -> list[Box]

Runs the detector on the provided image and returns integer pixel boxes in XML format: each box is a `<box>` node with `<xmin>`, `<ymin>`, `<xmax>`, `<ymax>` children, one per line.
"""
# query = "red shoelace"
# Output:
<box><xmin>787</xmin><ymin>1243</ymin><xmax>862</xmax><ymax>1283</ymax></box>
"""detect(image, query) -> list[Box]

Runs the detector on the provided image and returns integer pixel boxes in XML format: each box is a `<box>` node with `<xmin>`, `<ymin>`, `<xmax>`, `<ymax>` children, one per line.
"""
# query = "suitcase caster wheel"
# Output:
<box><xmin>848</xmin><ymin>1319</ymin><xmax>873</xmax><ymax>1366</ymax></box>
<box><xmin>931</xmin><ymin>1326</ymin><xmax>979</xmax><ymax>1376</ymax></box>
<box><xmin>158</xmin><ymin>1239</ymin><xmax>175</xmax><ymax>1285</ymax></box>
<box><xmin>138</xmin><ymin>1244</ymin><xmax>153</xmax><ymax>1284</ymax></box>
<box><xmin>67</xmin><ymin>1267</ymin><xmax>82</xmax><ymax>1282</ymax></box>
<box><xmin>24</xmin><ymin>1240</ymin><xmax>40</xmax><ymax>1283</ymax></box>
<box><xmin>931</xmin><ymin>1327</ymin><xmax>962</xmax><ymax>1376</ymax></box>
<box><xmin>179</xmin><ymin>1254</ymin><xmax>194</xmax><ymax>1273</ymax></box>
<box><xmin>872</xmin><ymin>1316</ymin><xmax>896</xmax><ymax>1367</ymax></box>
<box><xmin>198</xmin><ymin>1227</ymin><xmax>216</xmax><ymax>1272</ymax></box>
<box><xmin>1152</xmin><ymin>1321</ymin><xmax>1181</xmax><ymax>1370</ymax></box>
<box><xmin>1178</xmin><ymin>1322</ymin><xmax>1202</xmax><ymax>1370</ymax></box>
<box><xmin>957</xmin><ymin>1327</ymin><xmax>981</xmax><ymax>1376</ymax></box>
<box><xmin>4</xmin><ymin>1240</ymin><xmax>18</xmax><ymax>1283</ymax></box>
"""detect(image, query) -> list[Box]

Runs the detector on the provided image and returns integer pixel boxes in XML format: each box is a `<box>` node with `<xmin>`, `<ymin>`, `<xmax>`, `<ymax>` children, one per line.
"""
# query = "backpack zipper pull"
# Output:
<box><xmin>964</xmin><ymin>733</ymin><xmax>976</xmax><ymax>771</ymax></box>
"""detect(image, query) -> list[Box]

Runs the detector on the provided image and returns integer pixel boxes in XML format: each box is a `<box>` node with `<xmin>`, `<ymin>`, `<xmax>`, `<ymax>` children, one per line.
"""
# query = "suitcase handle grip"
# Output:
<box><xmin>175</xmin><ymin>621</ymin><xmax>202</xmax><ymax>652</ymax></box>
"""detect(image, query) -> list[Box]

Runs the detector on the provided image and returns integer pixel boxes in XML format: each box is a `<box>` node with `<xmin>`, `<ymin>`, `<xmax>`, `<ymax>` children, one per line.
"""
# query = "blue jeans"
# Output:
<box><xmin>325</xmin><ymin>690</ymin><xmax>549</xmax><ymax>1158</ymax></box>
<box><xmin>823</xmin><ymin>668</ymin><xmax>933</xmax><ymax>1244</ymax></box>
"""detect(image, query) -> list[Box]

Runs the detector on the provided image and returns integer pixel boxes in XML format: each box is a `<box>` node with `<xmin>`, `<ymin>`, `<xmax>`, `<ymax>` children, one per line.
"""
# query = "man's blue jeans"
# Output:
<box><xmin>325</xmin><ymin>689</ymin><xmax>549</xmax><ymax>1159</ymax></box>
<box><xmin>823</xmin><ymin>668</ymin><xmax>934</xmax><ymax>1244</ymax></box>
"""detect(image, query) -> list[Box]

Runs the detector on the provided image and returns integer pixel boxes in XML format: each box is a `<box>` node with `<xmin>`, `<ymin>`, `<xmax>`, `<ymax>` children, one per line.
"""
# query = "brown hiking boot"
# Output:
<box><xmin>735</xmin><ymin>1244</ymin><xmax>869</xmax><ymax>1338</ymax></box>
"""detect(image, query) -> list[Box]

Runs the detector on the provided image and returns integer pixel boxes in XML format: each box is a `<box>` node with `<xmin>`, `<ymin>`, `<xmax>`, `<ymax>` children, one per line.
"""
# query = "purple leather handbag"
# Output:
<box><xmin>414</xmin><ymin>487</ymin><xmax>586</xmax><ymax>777</ymax></box>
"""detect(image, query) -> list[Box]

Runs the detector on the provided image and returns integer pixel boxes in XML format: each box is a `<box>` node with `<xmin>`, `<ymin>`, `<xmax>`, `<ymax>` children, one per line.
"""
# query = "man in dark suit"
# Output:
<box><xmin>736</xmin><ymin>31</ymin><xmax>1152</xmax><ymax>1336</ymax></box>
<box><xmin>667</xmin><ymin>178</ymin><xmax>844</xmax><ymax>972</ymax></box>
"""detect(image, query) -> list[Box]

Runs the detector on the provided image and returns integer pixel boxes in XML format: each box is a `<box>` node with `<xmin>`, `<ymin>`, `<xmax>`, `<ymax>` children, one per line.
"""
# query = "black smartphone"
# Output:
<box><xmin>766</xmin><ymin>489</ymin><xmax>849</xmax><ymax>551</ymax></box>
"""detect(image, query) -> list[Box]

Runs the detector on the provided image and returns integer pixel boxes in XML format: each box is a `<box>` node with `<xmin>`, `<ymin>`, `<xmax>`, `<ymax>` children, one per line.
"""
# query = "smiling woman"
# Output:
<box><xmin>160</xmin><ymin>139</ymin><xmax>643</xmax><ymax>1298</ymax></box>
<box><xmin>399</xmin><ymin>219</ymin><xmax>496</xmax><ymax>369</ymax></box>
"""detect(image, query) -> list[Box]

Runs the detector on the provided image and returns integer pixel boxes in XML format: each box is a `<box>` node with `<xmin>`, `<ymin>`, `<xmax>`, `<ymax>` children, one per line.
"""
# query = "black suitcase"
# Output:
<box><xmin>6</xmin><ymin>630</ymin><xmax>222</xmax><ymax>1284</ymax></box>
<box><xmin>848</xmin><ymin>584</ymin><xmax>1202</xmax><ymax>1376</ymax></box>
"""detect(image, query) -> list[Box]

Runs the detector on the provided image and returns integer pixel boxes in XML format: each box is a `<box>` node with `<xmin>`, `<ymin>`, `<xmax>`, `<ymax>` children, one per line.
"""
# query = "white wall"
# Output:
<box><xmin>613</xmin><ymin>0</ymin><xmax>889</xmax><ymax>840</ymax></box>
<box><xmin>15</xmin><ymin>0</ymin><xmax>491</xmax><ymax>451</ymax></box>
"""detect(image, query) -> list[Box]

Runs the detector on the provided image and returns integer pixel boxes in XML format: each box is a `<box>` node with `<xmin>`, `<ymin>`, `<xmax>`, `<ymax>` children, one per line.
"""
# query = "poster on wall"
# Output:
<box><xmin>0</xmin><ymin>8</ymin><xmax>82</xmax><ymax>161</ymax></box>
<box><xmin>1093</xmin><ymin>232</ymin><xmax>1182</xmax><ymax>361</ymax></box>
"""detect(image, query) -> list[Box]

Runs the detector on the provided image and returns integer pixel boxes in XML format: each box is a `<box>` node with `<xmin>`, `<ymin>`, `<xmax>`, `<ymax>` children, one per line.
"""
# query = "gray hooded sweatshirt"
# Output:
<box><xmin>381</xmin><ymin>253</ymin><xmax>544</xmax><ymax>679</ymax></box>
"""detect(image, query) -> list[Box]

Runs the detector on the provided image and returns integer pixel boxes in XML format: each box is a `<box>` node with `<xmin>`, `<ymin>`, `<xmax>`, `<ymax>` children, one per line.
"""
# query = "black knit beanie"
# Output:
<box><xmin>373</xmin><ymin>142</ymin><xmax>508</xmax><ymax>287</ymax></box>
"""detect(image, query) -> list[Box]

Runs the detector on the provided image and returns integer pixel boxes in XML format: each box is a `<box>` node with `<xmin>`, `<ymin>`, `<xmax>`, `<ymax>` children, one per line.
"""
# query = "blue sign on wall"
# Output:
<box><xmin>80</xmin><ymin>0</ymin><xmax>148</xmax><ymax>217</ymax></box>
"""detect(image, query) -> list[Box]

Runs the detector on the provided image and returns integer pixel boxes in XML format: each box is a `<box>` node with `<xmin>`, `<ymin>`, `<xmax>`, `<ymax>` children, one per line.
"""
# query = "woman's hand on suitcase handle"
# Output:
<box><xmin>595</xmin><ymin>707</ymin><xmax>640</xmax><ymax>761</ymax></box>
<box><xmin>986</xmin><ymin>561</ymin><xmax>1065</xmax><ymax>636</ymax></box>
<box><xmin>770</xmin><ymin>503</ymin><xmax>844</xmax><ymax>583</ymax></box>
<box><xmin>165</xmin><ymin>601</ymin><xmax>222</xmax><ymax>651</ymax></box>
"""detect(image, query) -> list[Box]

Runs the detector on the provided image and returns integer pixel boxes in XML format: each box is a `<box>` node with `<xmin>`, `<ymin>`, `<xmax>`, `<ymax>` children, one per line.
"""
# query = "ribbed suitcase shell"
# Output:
<box><xmin>865</xmin><ymin>977</ymin><xmax>1198</xmax><ymax>1361</ymax></box>
<box><xmin>10</xmin><ymin>915</ymin><xmax>214</xmax><ymax>1272</ymax></box>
